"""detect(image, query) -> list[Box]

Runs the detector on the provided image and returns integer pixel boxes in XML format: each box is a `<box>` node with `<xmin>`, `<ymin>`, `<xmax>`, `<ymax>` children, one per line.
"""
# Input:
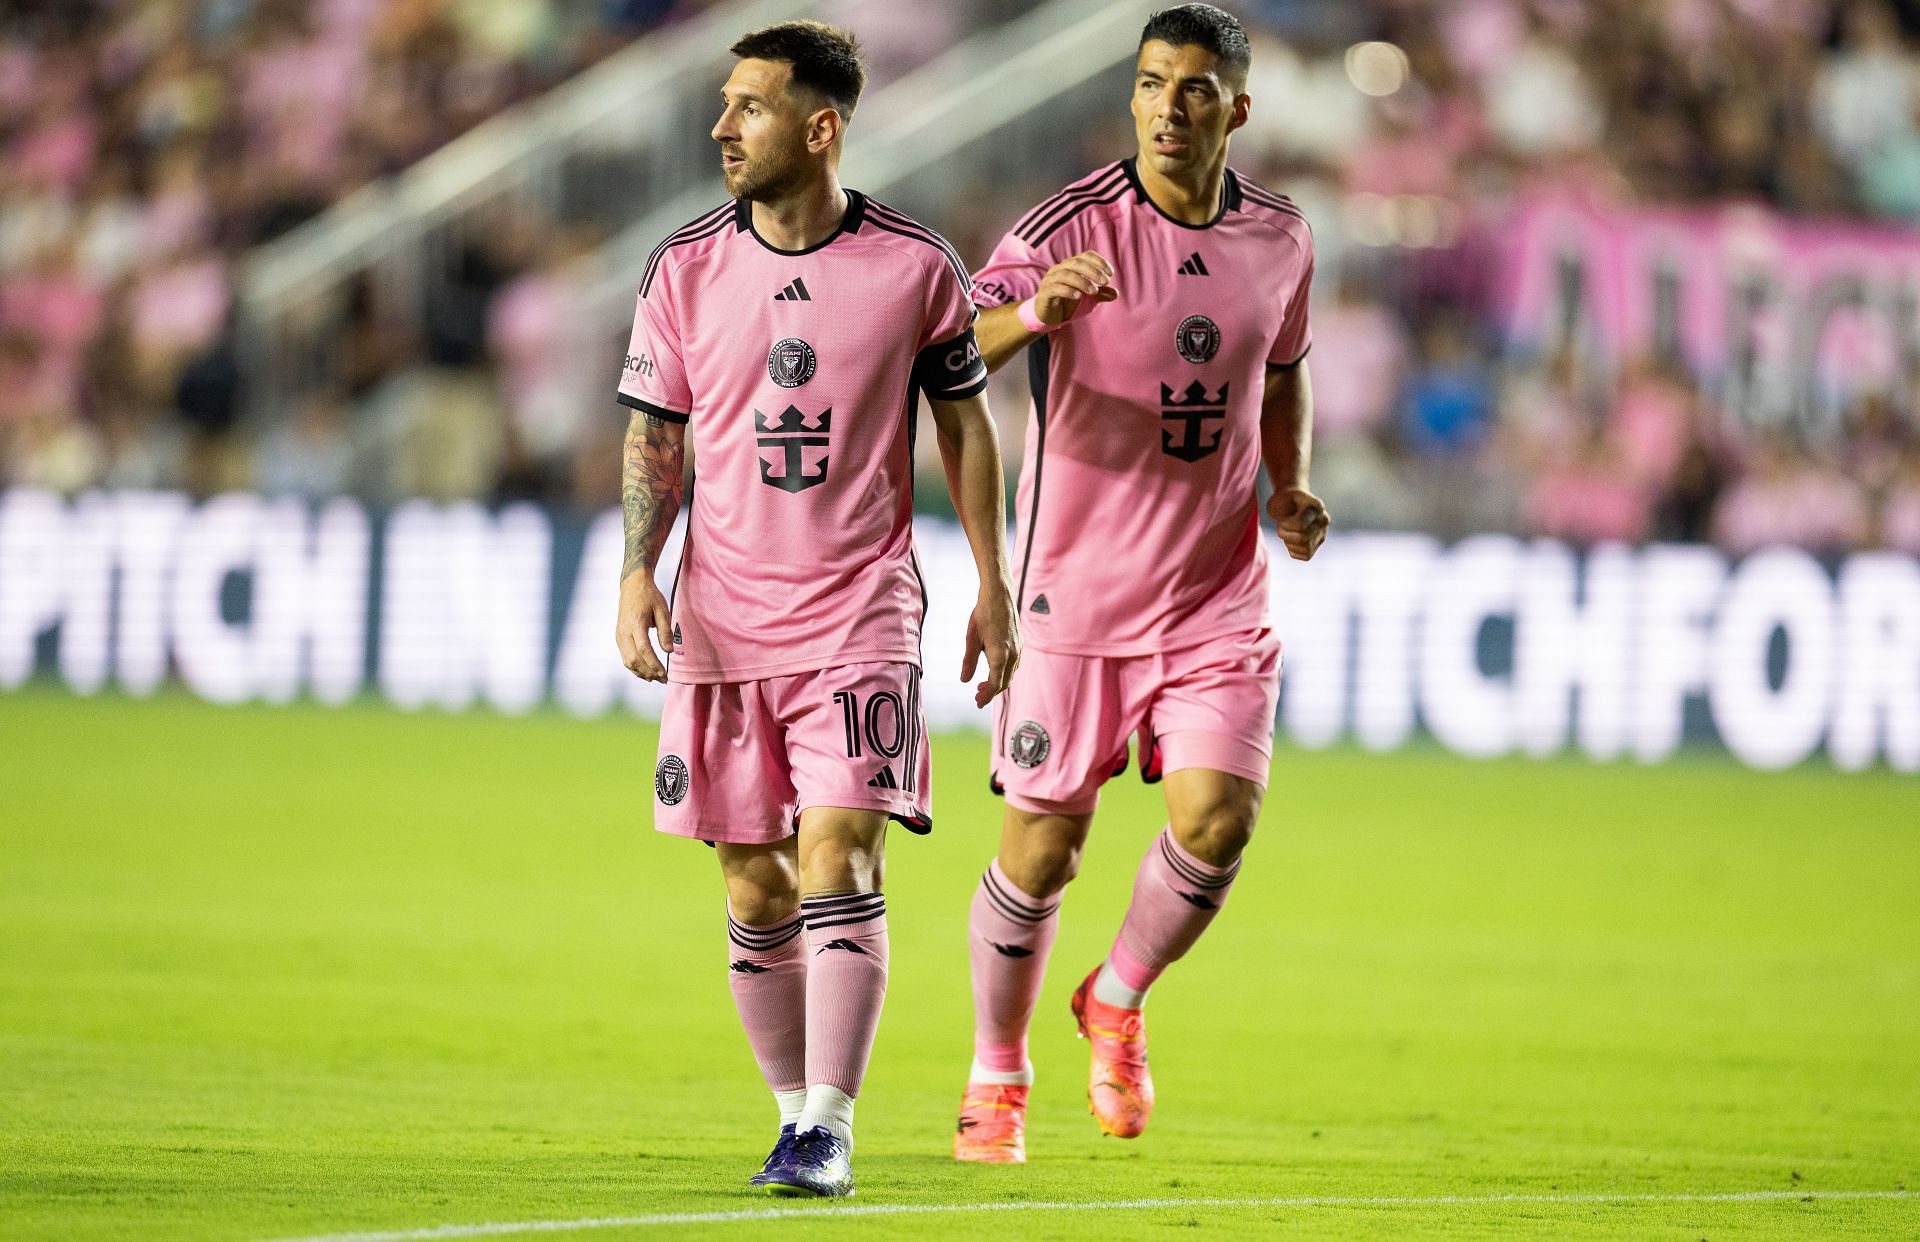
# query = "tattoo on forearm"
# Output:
<box><xmin>621</xmin><ymin>413</ymin><xmax>684</xmax><ymax>580</ymax></box>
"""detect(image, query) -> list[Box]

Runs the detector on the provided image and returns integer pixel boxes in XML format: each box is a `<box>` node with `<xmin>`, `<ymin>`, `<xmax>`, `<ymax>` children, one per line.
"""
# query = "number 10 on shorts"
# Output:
<box><xmin>833</xmin><ymin>689</ymin><xmax>909</xmax><ymax>761</ymax></box>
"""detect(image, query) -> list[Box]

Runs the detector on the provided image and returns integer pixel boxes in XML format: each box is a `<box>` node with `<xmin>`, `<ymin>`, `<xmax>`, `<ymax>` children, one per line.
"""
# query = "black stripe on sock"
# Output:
<box><xmin>801</xmin><ymin>892</ymin><xmax>887</xmax><ymax>913</ymax></box>
<box><xmin>728</xmin><ymin>916</ymin><xmax>804</xmax><ymax>950</ymax></box>
<box><xmin>982</xmin><ymin>870</ymin><xmax>1051</xmax><ymax>916</ymax></box>
<box><xmin>982</xmin><ymin>870</ymin><xmax>1058</xmax><ymax>923</ymax></box>
<box><xmin>980</xmin><ymin>887</ymin><xmax>1057</xmax><ymax>928</ymax></box>
<box><xmin>794</xmin><ymin>894</ymin><xmax>883</xmax><ymax>921</ymax></box>
<box><xmin>1158</xmin><ymin>835</ymin><xmax>1239</xmax><ymax>890</ymax></box>
<box><xmin>727</xmin><ymin>913</ymin><xmax>803</xmax><ymax>935</ymax></box>
<box><xmin>802</xmin><ymin>900</ymin><xmax>887</xmax><ymax>932</ymax></box>
<box><xmin>804</xmin><ymin>913</ymin><xmax>887</xmax><ymax>934</ymax></box>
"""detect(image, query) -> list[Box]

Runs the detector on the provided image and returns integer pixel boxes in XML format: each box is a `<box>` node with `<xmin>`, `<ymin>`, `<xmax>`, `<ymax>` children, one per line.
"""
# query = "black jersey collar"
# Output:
<box><xmin>1121</xmin><ymin>157</ymin><xmax>1240</xmax><ymax>230</ymax></box>
<box><xmin>734</xmin><ymin>189</ymin><xmax>868</xmax><ymax>256</ymax></box>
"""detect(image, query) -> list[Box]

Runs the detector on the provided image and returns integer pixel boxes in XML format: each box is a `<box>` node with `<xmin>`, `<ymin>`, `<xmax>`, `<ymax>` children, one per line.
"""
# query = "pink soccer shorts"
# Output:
<box><xmin>653</xmin><ymin>662</ymin><xmax>930</xmax><ymax>844</ymax></box>
<box><xmin>991</xmin><ymin>628</ymin><xmax>1281</xmax><ymax>816</ymax></box>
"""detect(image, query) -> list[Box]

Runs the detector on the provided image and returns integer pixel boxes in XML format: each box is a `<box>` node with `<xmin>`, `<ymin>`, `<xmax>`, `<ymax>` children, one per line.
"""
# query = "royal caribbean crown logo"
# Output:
<box><xmin>754</xmin><ymin>405</ymin><xmax>832</xmax><ymax>492</ymax></box>
<box><xmin>1159</xmin><ymin>380</ymin><xmax>1228</xmax><ymax>463</ymax></box>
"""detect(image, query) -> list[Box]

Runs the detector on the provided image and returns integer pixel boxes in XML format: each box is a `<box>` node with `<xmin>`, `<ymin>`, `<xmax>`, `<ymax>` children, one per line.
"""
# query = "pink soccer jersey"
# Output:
<box><xmin>972</xmin><ymin>158</ymin><xmax>1313</xmax><ymax>656</ymax></box>
<box><xmin>618</xmin><ymin>192</ymin><xmax>987</xmax><ymax>683</ymax></box>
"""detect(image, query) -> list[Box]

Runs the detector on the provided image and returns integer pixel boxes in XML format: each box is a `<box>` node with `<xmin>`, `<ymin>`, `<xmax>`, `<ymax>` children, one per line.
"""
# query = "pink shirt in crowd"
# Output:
<box><xmin>1880</xmin><ymin>483</ymin><xmax>1920</xmax><ymax>553</ymax></box>
<box><xmin>618</xmin><ymin>191</ymin><xmax>987</xmax><ymax>684</ymax></box>
<box><xmin>1712</xmin><ymin>468</ymin><xmax>1869</xmax><ymax>553</ymax></box>
<box><xmin>971</xmin><ymin>158</ymin><xmax>1313</xmax><ymax>656</ymax></box>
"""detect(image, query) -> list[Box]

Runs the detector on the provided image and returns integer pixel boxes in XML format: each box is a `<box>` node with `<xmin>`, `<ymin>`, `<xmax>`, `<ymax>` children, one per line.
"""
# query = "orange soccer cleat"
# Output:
<box><xmin>953</xmin><ymin>1082</ymin><xmax>1030</xmax><ymax>1163</ymax></box>
<box><xmin>1071</xmin><ymin>968</ymin><xmax>1154</xmax><ymax>1138</ymax></box>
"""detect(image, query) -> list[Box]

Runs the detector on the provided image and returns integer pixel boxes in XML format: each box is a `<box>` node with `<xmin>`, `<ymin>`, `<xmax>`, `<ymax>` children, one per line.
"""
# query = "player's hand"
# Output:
<box><xmin>1268</xmin><ymin>487</ymin><xmax>1330</xmax><ymax>561</ymax></box>
<box><xmin>614</xmin><ymin>570</ymin><xmax>674</xmax><ymax>682</ymax></box>
<box><xmin>962</xmin><ymin>580</ymin><xmax>1021</xmax><ymax>708</ymax></box>
<box><xmin>1032</xmin><ymin>251</ymin><xmax>1118</xmax><ymax>327</ymax></box>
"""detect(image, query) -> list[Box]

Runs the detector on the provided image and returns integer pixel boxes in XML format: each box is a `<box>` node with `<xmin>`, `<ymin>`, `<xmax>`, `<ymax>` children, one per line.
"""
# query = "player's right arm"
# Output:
<box><xmin>615</xmin><ymin>411</ymin><xmax>685</xmax><ymax>682</ymax></box>
<box><xmin>973</xmin><ymin>250</ymin><xmax>1118</xmax><ymax>374</ymax></box>
<box><xmin>927</xmin><ymin>390</ymin><xmax>1020</xmax><ymax>707</ymax></box>
<box><xmin>612</xmin><ymin>266</ymin><xmax>694</xmax><ymax>683</ymax></box>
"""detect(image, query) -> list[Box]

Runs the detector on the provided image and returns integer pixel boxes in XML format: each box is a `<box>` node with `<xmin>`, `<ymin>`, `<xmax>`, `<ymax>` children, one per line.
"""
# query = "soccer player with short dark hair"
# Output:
<box><xmin>612</xmin><ymin>19</ymin><xmax>1019</xmax><ymax>1196</ymax></box>
<box><xmin>952</xmin><ymin>4</ymin><xmax>1329</xmax><ymax>1163</ymax></box>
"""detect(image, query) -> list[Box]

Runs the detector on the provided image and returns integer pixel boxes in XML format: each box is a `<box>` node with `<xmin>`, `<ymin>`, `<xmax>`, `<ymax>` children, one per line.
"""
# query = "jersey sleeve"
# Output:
<box><xmin>1267</xmin><ymin>244</ymin><xmax>1314</xmax><ymax>368</ymax></box>
<box><xmin>912</xmin><ymin>251</ymin><xmax>989</xmax><ymax>400</ymax></box>
<box><xmin>969</xmin><ymin>227</ymin><xmax>1047</xmax><ymax>310</ymax></box>
<box><xmin>616</xmin><ymin>264</ymin><xmax>694</xmax><ymax>422</ymax></box>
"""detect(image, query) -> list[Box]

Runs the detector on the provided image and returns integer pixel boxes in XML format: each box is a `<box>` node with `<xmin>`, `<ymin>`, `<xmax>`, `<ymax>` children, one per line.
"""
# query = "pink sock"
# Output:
<box><xmin>800</xmin><ymin>892</ymin><xmax>889</xmax><ymax>1096</ymax></box>
<box><xmin>1108</xmin><ymin>828</ymin><xmax>1240</xmax><ymax>996</ymax></box>
<box><xmin>726</xmin><ymin>909</ymin><xmax>807</xmax><ymax>1092</ymax></box>
<box><xmin>969</xmin><ymin>861</ymin><xmax>1060</xmax><ymax>1072</ymax></box>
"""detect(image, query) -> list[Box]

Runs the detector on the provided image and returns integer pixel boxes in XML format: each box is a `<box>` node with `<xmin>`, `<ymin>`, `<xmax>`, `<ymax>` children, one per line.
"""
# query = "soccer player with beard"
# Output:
<box><xmin>952</xmin><ymin>5</ymin><xmax>1329</xmax><ymax>1162</ymax></box>
<box><xmin>612</xmin><ymin>21</ymin><xmax>1019</xmax><ymax>1196</ymax></box>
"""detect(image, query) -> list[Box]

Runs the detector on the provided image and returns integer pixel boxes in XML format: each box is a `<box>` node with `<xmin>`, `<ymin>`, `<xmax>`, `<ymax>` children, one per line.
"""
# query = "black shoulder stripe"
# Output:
<box><xmin>1010</xmin><ymin>168</ymin><xmax>1120</xmax><ymax>231</ymax></box>
<box><xmin>638</xmin><ymin>214</ymin><xmax>731</xmax><ymax>300</ymax></box>
<box><xmin>864</xmin><ymin>199</ymin><xmax>972</xmax><ymax>276</ymax></box>
<box><xmin>638</xmin><ymin>203</ymin><xmax>734</xmax><ymax>298</ymax></box>
<box><xmin>1242</xmin><ymin>189</ymin><xmax>1305</xmax><ymax>219</ymax></box>
<box><xmin>1012</xmin><ymin>166</ymin><xmax>1126</xmax><ymax>236</ymax></box>
<box><xmin>638</xmin><ymin>208</ymin><xmax>732</xmax><ymax>298</ymax></box>
<box><xmin>1022</xmin><ymin>182</ymin><xmax>1129</xmax><ymax>246</ymax></box>
<box><xmin>1230</xmin><ymin>170</ymin><xmax>1289</xmax><ymax>204</ymax></box>
<box><xmin>1016</xmin><ymin>177</ymin><xmax>1128</xmax><ymax>245</ymax></box>
<box><xmin>642</xmin><ymin>202</ymin><xmax>732</xmax><ymax>272</ymax></box>
<box><xmin>865</xmin><ymin>199</ymin><xmax>967</xmax><ymax>255</ymax></box>
<box><xmin>1012</xmin><ymin>165</ymin><xmax>1126</xmax><ymax>240</ymax></box>
<box><xmin>864</xmin><ymin>215</ymin><xmax>972</xmax><ymax>290</ymax></box>
<box><xmin>1238</xmin><ymin>182</ymin><xmax>1308</xmax><ymax>221</ymax></box>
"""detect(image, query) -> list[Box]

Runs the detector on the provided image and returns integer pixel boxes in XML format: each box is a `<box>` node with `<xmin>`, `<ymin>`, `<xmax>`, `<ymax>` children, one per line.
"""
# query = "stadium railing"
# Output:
<box><xmin>236</xmin><ymin>0</ymin><xmax>835</xmax><ymax>421</ymax></box>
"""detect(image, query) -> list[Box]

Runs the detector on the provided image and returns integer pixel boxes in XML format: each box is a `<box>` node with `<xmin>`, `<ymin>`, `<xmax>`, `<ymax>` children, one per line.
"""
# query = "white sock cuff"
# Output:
<box><xmin>1092</xmin><ymin>959</ymin><xmax>1149</xmax><ymax>1009</ymax></box>
<box><xmin>773</xmin><ymin>1087</ymin><xmax>808</xmax><ymax>1127</ymax></box>
<box><xmin>797</xmin><ymin>1083</ymin><xmax>857</xmax><ymax>1147</ymax></box>
<box><xmin>969</xmin><ymin>1057</ymin><xmax>1034</xmax><ymax>1087</ymax></box>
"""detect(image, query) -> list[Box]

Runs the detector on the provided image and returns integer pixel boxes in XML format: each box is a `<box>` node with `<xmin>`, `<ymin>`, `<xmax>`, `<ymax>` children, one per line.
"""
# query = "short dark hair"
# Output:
<box><xmin>1139</xmin><ymin>4</ymin><xmax>1252</xmax><ymax>86</ymax></box>
<box><xmin>730</xmin><ymin>20</ymin><xmax>867</xmax><ymax>120</ymax></box>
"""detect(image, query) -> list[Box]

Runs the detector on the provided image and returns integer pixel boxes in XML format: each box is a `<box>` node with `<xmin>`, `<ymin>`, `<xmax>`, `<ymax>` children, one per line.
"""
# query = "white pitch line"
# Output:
<box><xmin>263</xmin><ymin>1189</ymin><xmax>1916</xmax><ymax>1242</ymax></box>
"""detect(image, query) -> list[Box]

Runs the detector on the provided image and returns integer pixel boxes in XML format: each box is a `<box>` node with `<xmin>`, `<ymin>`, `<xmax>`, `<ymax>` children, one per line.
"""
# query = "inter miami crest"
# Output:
<box><xmin>1009</xmin><ymin>721</ymin><xmax>1050</xmax><ymax>769</ymax></box>
<box><xmin>655</xmin><ymin>754</ymin><xmax>689</xmax><ymax>806</ymax></box>
<box><xmin>1161</xmin><ymin>380</ymin><xmax>1229</xmax><ymax>462</ymax></box>
<box><xmin>767</xmin><ymin>337</ymin><xmax>816</xmax><ymax>388</ymax></box>
<box><xmin>1176</xmin><ymin>313</ymin><xmax>1220</xmax><ymax>364</ymax></box>
<box><xmin>755</xmin><ymin>405</ymin><xmax>831</xmax><ymax>492</ymax></box>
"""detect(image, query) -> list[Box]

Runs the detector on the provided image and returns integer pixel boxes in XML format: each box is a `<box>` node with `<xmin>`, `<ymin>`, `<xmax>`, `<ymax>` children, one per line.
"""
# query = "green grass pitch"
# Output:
<box><xmin>2</xmin><ymin>690</ymin><xmax>1917</xmax><ymax>1240</ymax></box>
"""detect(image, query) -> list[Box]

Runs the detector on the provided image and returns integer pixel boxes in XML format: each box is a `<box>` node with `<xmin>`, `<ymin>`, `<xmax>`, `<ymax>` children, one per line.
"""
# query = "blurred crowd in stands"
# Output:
<box><xmin>3</xmin><ymin>0</ymin><xmax>1920</xmax><ymax>556</ymax></box>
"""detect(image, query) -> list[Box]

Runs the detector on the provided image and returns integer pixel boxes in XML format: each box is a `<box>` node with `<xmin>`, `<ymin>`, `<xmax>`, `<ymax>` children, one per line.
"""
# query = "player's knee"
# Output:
<box><xmin>1172</xmin><ymin>800</ymin><xmax>1258</xmax><ymax>868</ymax></box>
<box><xmin>797</xmin><ymin>831</ymin><xmax>883</xmax><ymax>894</ymax></box>
<box><xmin>723</xmin><ymin>871</ymin><xmax>800</xmax><ymax>925</ymax></box>
<box><xmin>1005</xmin><ymin>842</ymin><xmax>1080</xmax><ymax>898</ymax></box>
<box><xmin>1001</xmin><ymin>824</ymin><xmax>1083</xmax><ymax>898</ymax></box>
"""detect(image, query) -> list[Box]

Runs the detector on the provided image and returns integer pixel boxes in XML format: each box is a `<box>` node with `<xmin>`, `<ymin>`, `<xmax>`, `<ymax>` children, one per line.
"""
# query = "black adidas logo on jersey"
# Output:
<box><xmin>774</xmin><ymin>276</ymin><xmax>812</xmax><ymax>301</ymax></box>
<box><xmin>1030</xmin><ymin>594</ymin><xmax>1051</xmax><ymax>615</ymax></box>
<box><xmin>867</xmin><ymin>766</ymin><xmax>899</xmax><ymax>790</ymax></box>
<box><xmin>1177</xmin><ymin>252</ymin><xmax>1210</xmax><ymax>276</ymax></box>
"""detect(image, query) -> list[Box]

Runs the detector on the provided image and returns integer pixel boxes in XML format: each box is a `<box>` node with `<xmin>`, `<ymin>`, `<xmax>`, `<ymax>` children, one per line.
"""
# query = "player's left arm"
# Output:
<box><xmin>927</xmin><ymin>390</ymin><xmax>1021</xmax><ymax>707</ymax></box>
<box><xmin>1261</xmin><ymin>361</ymin><xmax>1330</xmax><ymax>561</ymax></box>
